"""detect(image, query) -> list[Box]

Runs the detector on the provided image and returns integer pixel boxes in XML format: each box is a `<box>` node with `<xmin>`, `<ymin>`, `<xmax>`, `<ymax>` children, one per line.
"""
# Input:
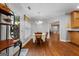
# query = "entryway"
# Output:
<box><xmin>50</xmin><ymin>21</ymin><xmax>60</xmax><ymax>41</ymax></box>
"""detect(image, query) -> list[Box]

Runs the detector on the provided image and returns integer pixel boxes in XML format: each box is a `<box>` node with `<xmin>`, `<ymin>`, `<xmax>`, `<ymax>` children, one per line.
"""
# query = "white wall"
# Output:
<box><xmin>20</xmin><ymin>15</ymin><xmax>32</xmax><ymax>43</ymax></box>
<box><xmin>31</xmin><ymin>22</ymin><xmax>48</xmax><ymax>33</ymax></box>
<box><xmin>59</xmin><ymin>15</ymin><xmax>70</xmax><ymax>42</ymax></box>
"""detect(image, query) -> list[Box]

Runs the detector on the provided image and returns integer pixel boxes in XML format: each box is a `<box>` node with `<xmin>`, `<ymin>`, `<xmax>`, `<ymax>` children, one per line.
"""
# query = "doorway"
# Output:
<box><xmin>50</xmin><ymin>22</ymin><xmax>60</xmax><ymax>41</ymax></box>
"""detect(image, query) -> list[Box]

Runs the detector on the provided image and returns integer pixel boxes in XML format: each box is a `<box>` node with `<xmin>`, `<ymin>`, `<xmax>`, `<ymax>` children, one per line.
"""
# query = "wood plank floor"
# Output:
<box><xmin>23</xmin><ymin>33</ymin><xmax>79</xmax><ymax>56</ymax></box>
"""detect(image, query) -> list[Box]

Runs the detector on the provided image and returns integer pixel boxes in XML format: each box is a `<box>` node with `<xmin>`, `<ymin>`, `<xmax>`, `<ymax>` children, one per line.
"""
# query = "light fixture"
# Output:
<box><xmin>76</xmin><ymin>5</ymin><xmax>79</xmax><ymax>9</ymax></box>
<box><xmin>36</xmin><ymin>20</ymin><xmax>43</xmax><ymax>24</ymax></box>
<box><xmin>27</xmin><ymin>6</ymin><xmax>31</xmax><ymax>10</ymax></box>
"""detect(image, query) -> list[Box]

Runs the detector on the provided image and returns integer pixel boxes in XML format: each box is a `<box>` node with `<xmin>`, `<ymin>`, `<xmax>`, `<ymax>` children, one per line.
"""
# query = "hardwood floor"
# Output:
<box><xmin>23</xmin><ymin>33</ymin><xmax>79</xmax><ymax>56</ymax></box>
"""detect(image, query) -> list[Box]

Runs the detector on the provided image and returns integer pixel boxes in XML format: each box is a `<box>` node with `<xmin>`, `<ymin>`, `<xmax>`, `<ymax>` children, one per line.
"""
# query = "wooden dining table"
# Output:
<box><xmin>32</xmin><ymin>33</ymin><xmax>46</xmax><ymax>43</ymax></box>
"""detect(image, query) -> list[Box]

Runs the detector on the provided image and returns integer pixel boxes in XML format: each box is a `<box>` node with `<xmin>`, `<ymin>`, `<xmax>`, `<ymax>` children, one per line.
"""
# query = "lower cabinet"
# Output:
<box><xmin>68</xmin><ymin>31</ymin><xmax>79</xmax><ymax>45</ymax></box>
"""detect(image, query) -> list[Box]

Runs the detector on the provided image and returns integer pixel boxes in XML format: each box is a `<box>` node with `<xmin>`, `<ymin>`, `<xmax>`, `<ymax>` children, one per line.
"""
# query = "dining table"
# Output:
<box><xmin>32</xmin><ymin>33</ymin><xmax>46</xmax><ymax>43</ymax></box>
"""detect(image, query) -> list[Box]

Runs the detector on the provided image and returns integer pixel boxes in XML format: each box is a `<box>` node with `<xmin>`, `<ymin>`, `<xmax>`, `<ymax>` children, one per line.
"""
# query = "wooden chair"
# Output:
<box><xmin>35</xmin><ymin>32</ymin><xmax>42</xmax><ymax>45</ymax></box>
<box><xmin>45</xmin><ymin>32</ymin><xmax>48</xmax><ymax>39</ymax></box>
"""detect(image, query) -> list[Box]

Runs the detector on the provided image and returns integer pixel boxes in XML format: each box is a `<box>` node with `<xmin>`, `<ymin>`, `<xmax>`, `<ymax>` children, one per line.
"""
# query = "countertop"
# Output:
<box><xmin>67</xmin><ymin>28</ymin><xmax>79</xmax><ymax>31</ymax></box>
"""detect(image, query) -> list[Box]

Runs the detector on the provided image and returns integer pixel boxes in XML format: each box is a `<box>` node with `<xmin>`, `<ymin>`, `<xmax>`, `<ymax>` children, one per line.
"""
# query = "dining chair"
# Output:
<box><xmin>35</xmin><ymin>32</ymin><xmax>42</xmax><ymax>45</ymax></box>
<box><xmin>45</xmin><ymin>32</ymin><xmax>48</xmax><ymax>39</ymax></box>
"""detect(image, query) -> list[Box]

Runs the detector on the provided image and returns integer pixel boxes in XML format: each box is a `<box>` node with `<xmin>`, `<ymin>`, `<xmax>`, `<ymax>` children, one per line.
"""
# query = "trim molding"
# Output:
<box><xmin>60</xmin><ymin>39</ymin><xmax>70</xmax><ymax>42</ymax></box>
<box><xmin>22</xmin><ymin>36</ymin><xmax>32</xmax><ymax>47</ymax></box>
<box><xmin>13</xmin><ymin>47</ymin><xmax>19</xmax><ymax>56</ymax></box>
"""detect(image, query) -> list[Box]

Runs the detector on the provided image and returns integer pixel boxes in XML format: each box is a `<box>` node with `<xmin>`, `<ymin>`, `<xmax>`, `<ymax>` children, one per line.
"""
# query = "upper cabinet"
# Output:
<box><xmin>71</xmin><ymin>10</ymin><xmax>79</xmax><ymax>28</ymax></box>
<box><xmin>0</xmin><ymin>3</ymin><xmax>12</xmax><ymax>16</ymax></box>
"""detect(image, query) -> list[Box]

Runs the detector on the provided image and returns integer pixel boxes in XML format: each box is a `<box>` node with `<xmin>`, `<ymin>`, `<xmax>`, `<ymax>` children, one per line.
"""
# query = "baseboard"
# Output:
<box><xmin>60</xmin><ymin>39</ymin><xmax>66</xmax><ymax>42</ymax></box>
<box><xmin>22</xmin><ymin>36</ymin><xmax>31</xmax><ymax>47</ymax></box>
<box><xmin>66</xmin><ymin>39</ymin><xmax>71</xmax><ymax>42</ymax></box>
<box><xmin>13</xmin><ymin>47</ymin><xmax>19</xmax><ymax>56</ymax></box>
<box><xmin>60</xmin><ymin>39</ymin><xmax>70</xmax><ymax>42</ymax></box>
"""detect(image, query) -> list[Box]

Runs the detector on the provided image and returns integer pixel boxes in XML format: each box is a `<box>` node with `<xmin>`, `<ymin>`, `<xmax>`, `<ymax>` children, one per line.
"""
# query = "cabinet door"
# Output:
<box><xmin>71</xmin><ymin>11</ymin><xmax>79</xmax><ymax>28</ymax></box>
<box><xmin>73</xmin><ymin>12</ymin><xmax>79</xmax><ymax>18</ymax></box>
<box><xmin>71</xmin><ymin>19</ymin><xmax>79</xmax><ymax>28</ymax></box>
<box><xmin>69</xmin><ymin>32</ymin><xmax>79</xmax><ymax>45</ymax></box>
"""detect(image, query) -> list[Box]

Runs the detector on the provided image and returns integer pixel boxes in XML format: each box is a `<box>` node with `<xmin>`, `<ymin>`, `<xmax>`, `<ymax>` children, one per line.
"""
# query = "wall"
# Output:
<box><xmin>20</xmin><ymin>15</ymin><xmax>32</xmax><ymax>44</ymax></box>
<box><xmin>59</xmin><ymin>15</ymin><xmax>70</xmax><ymax>42</ymax></box>
<box><xmin>31</xmin><ymin>22</ymin><xmax>48</xmax><ymax>33</ymax></box>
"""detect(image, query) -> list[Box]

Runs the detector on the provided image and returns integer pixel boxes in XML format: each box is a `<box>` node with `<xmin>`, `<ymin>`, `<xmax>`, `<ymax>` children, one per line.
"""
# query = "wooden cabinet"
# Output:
<box><xmin>68</xmin><ymin>31</ymin><xmax>79</xmax><ymax>45</ymax></box>
<box><xmin>71</xmin><ymin>11</ymin><xmax>79</xmax><ymax>28</ymax></box>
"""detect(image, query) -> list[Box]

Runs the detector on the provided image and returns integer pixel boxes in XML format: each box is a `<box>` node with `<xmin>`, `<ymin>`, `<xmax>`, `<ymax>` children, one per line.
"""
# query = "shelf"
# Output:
<box><xmin>3</xmin><ymin>18</ymin><xmax>11</xmax><ymax>22</ymax></box>
<box><xmin>0</xmin><ymin>39</ymin><xmax>19</xmax><ymax>52</ymax></box>
<box><xmin>0</xmin><ymin>22</ymin><xmax>13</xmax><ymax>25</ymax></box>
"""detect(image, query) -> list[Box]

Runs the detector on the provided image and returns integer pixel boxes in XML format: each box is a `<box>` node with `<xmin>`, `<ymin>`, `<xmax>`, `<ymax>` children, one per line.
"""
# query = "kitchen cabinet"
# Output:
<box><xmin>71</xmin><ymin>11</ymin><xmax>79</xmax><ymax>28</ymax></box>
<box><xmin>68</xmin><ymin>31</ymin><xmax>79</xmax><ymax>45</ymax></box>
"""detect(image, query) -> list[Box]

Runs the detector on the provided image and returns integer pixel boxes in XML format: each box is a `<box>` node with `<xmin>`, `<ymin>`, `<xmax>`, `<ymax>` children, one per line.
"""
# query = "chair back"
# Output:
<box><xmin>45</xmin><ymin>32</ymin><xmax>48</xmax><ymax>39</ymax></box>
<box><xmin>35</xmin><ymin>32</ymin><xmax>42</xmax><ymax>39</ymax></box>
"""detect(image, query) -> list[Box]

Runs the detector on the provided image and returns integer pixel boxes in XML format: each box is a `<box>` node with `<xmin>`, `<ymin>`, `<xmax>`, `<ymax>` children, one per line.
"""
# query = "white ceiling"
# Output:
<box><xmin>7</xmin><ymin>3</ymin><xmax>79</xmax><ymax>22</ymax></box>
<box><xmin>22</xmin><ymin>3</ymin><xmax>78</xmax><ymax>16</ymax></box>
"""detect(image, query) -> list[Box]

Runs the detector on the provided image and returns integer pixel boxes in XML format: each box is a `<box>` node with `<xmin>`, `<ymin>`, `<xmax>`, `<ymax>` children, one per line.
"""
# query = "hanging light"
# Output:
<box><xmin>27</xmin><ymin>6</ymin><xmax>31</xmax><ymax>10</ymax></box>
<box><xmin>36</xmin><ymin>20</ymin><xmax>43</xmax><ymax>24</ymax></box>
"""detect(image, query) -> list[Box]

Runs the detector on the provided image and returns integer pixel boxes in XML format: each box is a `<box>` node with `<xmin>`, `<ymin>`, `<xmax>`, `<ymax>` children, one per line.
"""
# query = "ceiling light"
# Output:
<box><xmin>77</xmin><ymin>5</ymin><xmax>79</xmax><ymax>9</ymax></box>
<box><xmin>36</xmin><ymin>20</ymin><xmax>43</xmax><ymax>24</ymax></box>
<box><xmin>27</xmin><ymin>6</ymin><xmax>31</xmax><ymax>10</ymax></box>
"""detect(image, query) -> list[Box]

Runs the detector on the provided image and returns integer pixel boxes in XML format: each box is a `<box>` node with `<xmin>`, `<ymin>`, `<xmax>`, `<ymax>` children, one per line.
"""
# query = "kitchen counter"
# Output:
<box><xmin>68</xmin><ymin>29</ymin><xmax>79</xmax><ymax>45</ymax></box>
<box><xmin>67</xmin><ymin>28</ymin><xmax>79</xmax><ymax>31</ymax></box>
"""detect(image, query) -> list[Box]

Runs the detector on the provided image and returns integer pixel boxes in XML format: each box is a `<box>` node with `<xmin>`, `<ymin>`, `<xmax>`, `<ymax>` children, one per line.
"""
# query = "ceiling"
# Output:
<box><xmin>7</xmin><ymin>3</ymin><xmax>79</xmax><ymax>22</ymax></box>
